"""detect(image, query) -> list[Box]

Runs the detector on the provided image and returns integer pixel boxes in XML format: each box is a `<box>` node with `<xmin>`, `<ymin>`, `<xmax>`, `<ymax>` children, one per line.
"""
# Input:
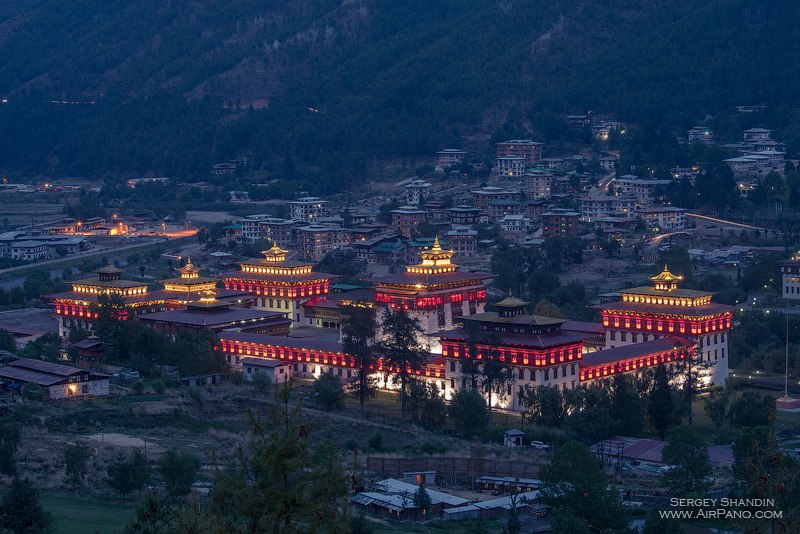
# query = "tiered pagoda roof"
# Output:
<box><xmin>162</xmin><ymin>257</ymin><xmax>218</xmax><ymax>293</ymax></box>
<box><xmin>597</xmin><ymin>265</ymin><xmax>735</xmax><ymax>317</ymax></box>
<box><xmin>367</xmin><ymin>236</ymin><xmax>494</xmax><ymax>292</ymax></box>
<box><xmin>223</xmin><ymin>244</ymin><xmax>334</xmax><ymax>284</ymax></box>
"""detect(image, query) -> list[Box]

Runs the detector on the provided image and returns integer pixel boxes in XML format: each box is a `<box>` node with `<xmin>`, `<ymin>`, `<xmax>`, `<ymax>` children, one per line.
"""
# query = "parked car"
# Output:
<box><xmin>530</xmin><ymin>440</ymin><xmax>550</xmax><ymax>451</ymax></box>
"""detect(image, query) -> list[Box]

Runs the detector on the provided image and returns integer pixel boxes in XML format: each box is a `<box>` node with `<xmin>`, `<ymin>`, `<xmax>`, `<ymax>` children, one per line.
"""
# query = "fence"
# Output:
<box><xmin>366</xmin><ymin>456</ymin><xmax>540</xmax><ymax>486</ymax></box>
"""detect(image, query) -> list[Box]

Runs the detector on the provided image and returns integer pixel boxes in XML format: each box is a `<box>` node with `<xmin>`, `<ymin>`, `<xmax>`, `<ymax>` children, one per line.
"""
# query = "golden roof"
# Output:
<box><xmin>650</xmin><ymin>265</ymin><xmax>682</xmax><ymax>283</ymax></box>
<box><xmin>178</xmin><ymin>256</ymin><xmax>200</xmax><ymax>274</ymax></box>
<box><xmin>494</xmin><ymin>293</ymin><xmax>530</xmax><ymax>309</ymax></box>
<box><xmin>261</xmin><ymin>243</ymin><xmax>289</xmax><ymax>263</ymax></box>
<box><xmin>406</xmin><ymin>236</ymin><xmax>458</xmax><ymax>275</ymax></box>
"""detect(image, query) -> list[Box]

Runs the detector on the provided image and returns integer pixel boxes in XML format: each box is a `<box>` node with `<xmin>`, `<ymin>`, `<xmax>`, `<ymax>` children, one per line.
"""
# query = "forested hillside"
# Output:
<box><xmin>2</xmin><ymin>0</ymin><xmax>800</xmax><ymax>189</ymax></box>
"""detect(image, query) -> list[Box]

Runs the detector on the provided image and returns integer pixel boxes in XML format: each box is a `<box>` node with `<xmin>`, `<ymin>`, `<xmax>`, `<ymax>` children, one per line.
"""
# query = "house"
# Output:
<box><xmin>687</xmin><ymin>126</ymin><xmax>715</xmax><ymax>144</ymax></box>
<box><xmin>436</xmin><ymin>149</ymin><xmax>467</xmax><ymax>168</ymax></box>
<box><xmin>500</xmin><ymin>215</ymin><xmax>531</xmax><ymax>237</ymax></box>
<box><xmin>289</xmin><ymin>197</ymin><xmax>329</xmax><ymax>222</ymax></box>
<box><xmin>9</xmin><ymin>241</ymin><xmax>48</xmax><ymax>261</ymax></box>
<box><xmin>503</xmin><ymin>429</ymin><xmax>526</xmax><ymax>448</ymax></box>
<box><xmin>0</xmin><ymin>358</ymin><xmax>109</xmax><ymax>399</ymax></box>
<box><xmin>496</xmin><ymin>140</ymin><xmax>543</xmax><ymax>164</ymax></box>
<box><xmin>524</xmin><ymin>169</ymin><xmax>554</xmax><ymax>200</ymax></box>
<box><xmin>470</xmin><ymin>187</ymin><xmax>520</xmax><ymax>214</ymax></box>
<box><xmin>541</xmin><ymin>209</ymin><xmax>580</xmax><ymax>238</ymax></box>
<box><xmin>579</xmin><ymin>195</ymin><xmax>637</xmax><ymax>222</ymax></box>
<box><xmin>487</xmin><ymin>200</ymin><xmax>523</xmax><ymax>223</ymax></box>
<box><xmin>566</xmin><ymin>114</ymin><xmax>591</xmax><ymax>128</ymax></box>
<box><xmin>446</xmin><ymin>227</ymin><xmax>478</xmax><ymax>260</ymax></box>
<box><xmin>599</xmin><ymin>156</ymin><xmax>618</xmax><ymax>172</ymax></box>
<box><xmin>71</xmin><ymin>337</ymin><xmax>105</xmax><ymax>369</ymax></box>
<box><xmin>352</xmin><ymin>479</ymin><xmax>470</xmax><ymax>521</ymax></box>
<box><xmin>295</xmin><ymin>225</ymin><xmax>350</xmax><ymax>261</ymax></box>
<box><xmin>493</xmin><ymin>156</ymin><xmax>527</xmax><ymax>178</ymax></box>
<box><xmin>447</xmin><ymin>206</ymin><xmax>482</xmax><ymax>226</ymax></box>
<box><xmin>241</xmin><ymin>357</ymin><xmax>292</xmax><ymax>384</ymax></box>
<box><xmin>635</xmin><ymin>207</ymin><xmax>686</xmax><ymax>230</ymax></box>
<box><xmin>405</xmin><ymin>180</ymin><xmax>431</xmax><ymax>205</ymax></box>
<box><xmin>612</xmin><ymin>175</ymin><xmax>670</xmax><ymax>206</ymax></box>
<box><xmin>525</xmin><ymin>200</ymin><xmax>553</xmax><ymax>222</ymax></box>
<box><xmin>390</xmin><ymin>206</ymin><xmax>427</xmax><ymax>237</ymax></box>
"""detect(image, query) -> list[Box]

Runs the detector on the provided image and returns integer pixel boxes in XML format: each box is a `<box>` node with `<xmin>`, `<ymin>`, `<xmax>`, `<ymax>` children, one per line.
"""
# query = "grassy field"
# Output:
<box><xmin>41</xmin><ymin>494</ymin><xmax>135</xmax><ymax>534</ymax></box>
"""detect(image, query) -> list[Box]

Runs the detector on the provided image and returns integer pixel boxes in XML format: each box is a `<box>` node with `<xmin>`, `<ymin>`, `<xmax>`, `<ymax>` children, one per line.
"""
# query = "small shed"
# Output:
<box><xmin>241</xmin><ymin>357</ymin><xmax>292</xmax><ymax>384</ymax></box>
<box><xmin>71</xmin><ymin>337</ymin><xmax>105</xmax><ymax>369</ymax></box>
<box><xmin>403</xmin><ymin>471</ymin><xmax>436</xmax><ymax>486</ymax></box>
<box><xmin>179</xmin><ymin>373</ymin><xmax>221</xmax><ymax>387</ymax></box>
<box><xmin>504</xmin><ymin>429</ymin><xmax>526</xmax><ymax>448</ymax></box>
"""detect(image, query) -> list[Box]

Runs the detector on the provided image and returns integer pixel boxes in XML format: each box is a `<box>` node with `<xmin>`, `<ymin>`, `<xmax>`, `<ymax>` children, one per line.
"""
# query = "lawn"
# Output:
<box><xmin>41</xmin><ymin>494</ymin><xmax>135</xmax><ymax>534</ymax></box>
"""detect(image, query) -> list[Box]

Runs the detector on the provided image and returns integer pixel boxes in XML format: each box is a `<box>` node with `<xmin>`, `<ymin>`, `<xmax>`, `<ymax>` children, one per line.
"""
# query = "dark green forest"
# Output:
<box><xmin>2</xmin><ymin>0</ymin><xmax>800</xmax><ymax>190</ymax></box>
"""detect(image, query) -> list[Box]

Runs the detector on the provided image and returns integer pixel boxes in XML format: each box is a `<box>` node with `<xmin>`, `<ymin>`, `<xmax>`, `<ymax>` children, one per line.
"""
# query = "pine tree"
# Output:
<box><xmin>341</xmin><ymin>304</ymin><xmax>378</xmax><ymax>412</ymax></box>
<box><xmin>379</xmin><ymin>308</ymin><xmax>425</xmax><ymax>418</ymax></box>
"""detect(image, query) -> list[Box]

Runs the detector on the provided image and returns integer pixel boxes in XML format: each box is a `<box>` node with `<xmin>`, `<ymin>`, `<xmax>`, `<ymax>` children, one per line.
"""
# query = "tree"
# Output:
<box><xmin>520</xmin><ymin>385</ymin><xmax>565</xmax><ymax>429</ymax></box>
<box><xmin>205</xmin><ymin>402</ymin><xmax>349</xmax><ymax>532</ymax></box>
<box><xmin>564</xmin><ymin>383</ymin><xmax>617</xmax><ymax>441</ymax></box>
<box><xmin>107</xmin><ymin>449</ymin><xmax>149</xmax><ymax>499</ymax></box>
<box><xmin>379</xmin><ymin>308</ymin><xmax>426</xmax><ymax>418</ymax></box>
<box><xmin>480</xmin><ymin>355</ymin><xmax>513</xmax><ymax>427</ymax></box>
<box><xmin>728</xmin><ymin>391</ymin><xmax>774</xmax><ymax>428</ymax></box>
<box><xmin>539</xmin><ymin>441</ymin><xmax>628</xmax><ymax>533</ymax></box>
<box><xmin>0</xmin><ymin>422</ymin><xmax>20</xmax><ymax>476</ymax></box>
<box><xmin>407</xmin><ymin>379</ymin><xmax>446</xmax><ymax>430</ymax></box>
<box><xmin>0</xmin><ymin>478</ymin><xmax>53</xmax><ymax>534</ymax></box>
<box><xmin>159</xmin><ymin>449</ymin><xmax>199</xmax><ymax>499</ymax></box>
<box><xmin>340</xmin><ymin>304</ymin><xmax>378</xmax><ymax>412</ymax></box>
<box><xmin>127</xmin><ymin>491</ymin><xmax>173</xmax><ymax>534</ymax></box>
<box><xmin>250</xmin><ymin>372</ymin><xmax>274</xmax><ymax>398</ymax></box>
<box><xmin>107</xmin><ymin>454</ymin><xmax>135</xmax><ymax>498</ymax></box>
<box><xmin>412</xmin><ymin>486</ymin><xmax>433</xmax><ymax>516</ymax></box>
<box><xmin>642</xmin><ymin>508</ymin><xmax>686</xmax><ymax>534</ymax></box>
<box><xmin>731</xmin><ymin>426</ymin><xmax>800</xmax><ymax>533</ymax></box>
<box><xmin>703</xmin><ymin>391</ymin><xmax>728</xmax><ymax>434</ymax></box>
<box><xmin>312</xmin><ymin>371</ymin><xmax>346</xmax><ymax>411</ymax></box>
<box><xmin>648</xmin><ymin>364</ymin><xmax>677</xmax><ymax>440</ymax></box>
<box><xmin>611</xmin><ymin>374</ymin><xmax>645</xmax><ymax>435</ymax></box>
<box><xmin>0</xmin><ymin>328</ymin><xmax>16</xmax><ymax>353</ymax></box>
<box><xmin>661</xmin><ymin>425</ymin><xmax>712</xmax><ymax>496</ymax></box>
<box><xmin>449</xmin><ymin>388</ymin><xmax>488</xmax><ymax>437</ymax></box>
<box><xmin>533</xmin><ymin>299</ymin><xmax>563</xmax><ymax>318</ymax></box>
<box><xmin>63</xmin><ymin>443</ymin><xmax>89</xmax><ymax>489</ymax></box>
<box><xmin>548</xmin><ymin>509</ymin><xmax>592</xmax><ymax>534</ymax></box>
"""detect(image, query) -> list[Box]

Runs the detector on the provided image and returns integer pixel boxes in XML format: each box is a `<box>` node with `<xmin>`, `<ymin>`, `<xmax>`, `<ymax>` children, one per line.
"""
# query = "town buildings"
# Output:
<box><xmin>613</xmin><ymin>175</ymin><xmax>670</xmax><ymax>206</ymax></box>
<box><xmin>524</xmin><ymin>170</ymin><xmax>554</xmax><ymax>200</ymax></box>
<box><xmin>289</xmin><ymin>197</ymin><xmax>329</xmax><ymax>222</ymax></box>
<box><xmin>579</xmin><ymin>195</ymin><xmax>637</xmax><ymax>222</ymax></box>
<box><xmin>635</xmin><ymin>207</ymin><xmax>687</xmax><ymax>230</ymax></box>
<box><xmin>446</xmin><ymin>228</ymin><xmax>478</xmax><ymax>260</ymax></box>
<box><xmin>495</xmin><ymin>140</ymin><xmax>543</xmax><ymax>164</ymax></box>
<box><xmin>493</xmin><ymin>156</ymin><xmax>527</xmax><ymax>178</ymax></box>
<box><xmin>780</xmin><ymin>252</ymin><xmax>800</xmax><ymax>300</ymax></box>
<box><xmin>405</xmin><ymin>180</ymin><xmax>432</xmax><ymax>205</ymax></box>
<box><xmin>390</xmin><ymin>206</ymin><xmax>427</xmax><ymax>237</ymax></box>
<box><xmin>295</xmin><ymin>225</ymin><xmax>349</xmax><ymax>261</ymax></box>
<box><xmin>541</xmin><ymin>209</ymin><xmax>580</xmax><ymax>238</ymax></box>
<box><xmin>436</xmin><ymin>149</ymin><xmax>467</xmax><ymax>168</ymax></box>
<box><xmin>687</xmin><ymin>126</ymin><xmax>715</xmax><ymax>144</ymax></box>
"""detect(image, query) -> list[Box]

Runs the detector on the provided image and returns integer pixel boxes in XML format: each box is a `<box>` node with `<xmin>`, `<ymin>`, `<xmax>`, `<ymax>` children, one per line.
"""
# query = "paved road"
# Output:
<box><xmin>0</xmin><ymin>237</ymin><xmax>172</xmax><ymax>278</ymax></box>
